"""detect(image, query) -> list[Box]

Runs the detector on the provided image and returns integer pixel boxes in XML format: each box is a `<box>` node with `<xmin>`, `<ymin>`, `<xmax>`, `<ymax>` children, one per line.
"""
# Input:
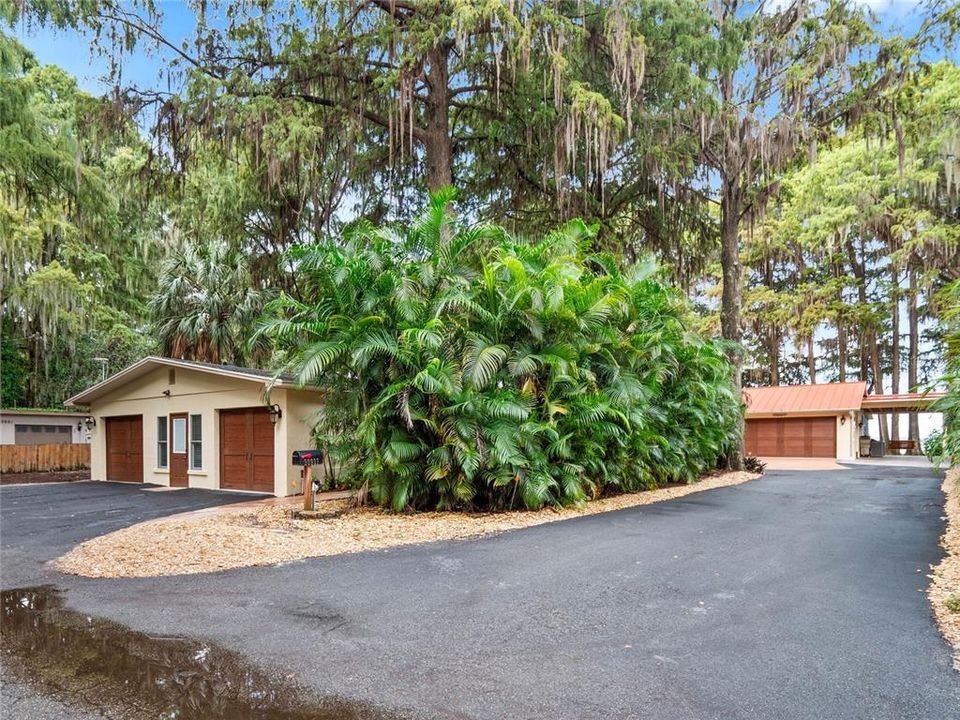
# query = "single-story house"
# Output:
<box><xmin>0</xmin><ymin>408</ymin><xmax>90</xmax><ymax>445</ymax></box>
<box><xmin>65</xmin><ymin>356</ymin><xmax>323</xmax><ymax>495</ymax></box>
<box><xmin>743</xmin><ymin>382</ymin><xmax>944</xmax><ymax>460</ymax></box>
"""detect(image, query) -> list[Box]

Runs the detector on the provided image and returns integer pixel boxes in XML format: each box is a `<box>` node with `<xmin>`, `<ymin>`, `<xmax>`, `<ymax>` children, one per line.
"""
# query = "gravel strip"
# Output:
<box><xmin>929</xmin><ymin>466</ymin><xmax>960</xmax><ymax>669</ymax></box>
<box><xmin>54</xmin><ymin>471</ymin><xmax>759</xmax><ymax>578</ymax></box>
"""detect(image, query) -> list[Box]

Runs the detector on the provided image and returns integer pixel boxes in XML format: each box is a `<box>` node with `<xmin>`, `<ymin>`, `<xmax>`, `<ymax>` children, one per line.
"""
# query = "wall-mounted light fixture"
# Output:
<box><xmin>268</xmin><ymin>403</ymin><xmax>282</xmax><ymax>425</ymax></box>
<box><xmin>84</xmin><ymin>416</ymin><xmax>96</xmax><ymax>431</ymax></box>
<box><xmin>76</xmin><ymin>421</ymin><xmax>83</xmax><ymax>432</ymax></box>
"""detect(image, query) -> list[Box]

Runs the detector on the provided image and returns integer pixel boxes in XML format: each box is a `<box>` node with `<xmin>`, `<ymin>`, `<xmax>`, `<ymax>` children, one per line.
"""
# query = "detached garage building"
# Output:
<box><xmin>66</xmin><ymin>357</ymin><xmax>323</xmax><ymax>496</ymax></box>
<box><xmin>0</xmin><ymin>409</ymin><xmax>89</xmax><ymax>445</ymax></box>
<box><xmin>744</xmin><ymin>382</ymin><xmax>865</xmax><ymax>460</ymax></box>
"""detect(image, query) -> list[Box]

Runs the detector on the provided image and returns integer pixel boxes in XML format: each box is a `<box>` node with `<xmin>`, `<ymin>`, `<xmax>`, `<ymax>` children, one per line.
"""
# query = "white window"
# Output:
<box><xmin>172</xmin><ymin>417</ymin><xmax>187</xmax><ymax>454</ymax></box>
<box><xmin>189</xmin><ymin>414</ymin><xmax>202</xmax><ymax>470</ymax></box>
<box><xmin>157</xmin><ymin>417</ymin><xmax>168</xmax><ymax>469</ymax></box>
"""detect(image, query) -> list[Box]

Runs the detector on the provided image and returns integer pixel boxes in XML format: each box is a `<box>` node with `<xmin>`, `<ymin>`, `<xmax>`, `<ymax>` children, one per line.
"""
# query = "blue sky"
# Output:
<box><xmin>9</xmin><ymin>0</ymin><xmax>947</xmax><ymax>97</ymax></box>
<box><xmin>11</xmin><ymin>1</ymin><xmax>199</xmax><ymax>94</ymax></box>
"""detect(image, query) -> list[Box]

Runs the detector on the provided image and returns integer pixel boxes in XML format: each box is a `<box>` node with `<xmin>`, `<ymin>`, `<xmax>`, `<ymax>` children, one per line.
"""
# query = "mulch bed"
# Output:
<box><xmin>929</xmin><ymin>466</ymin><xmax>960</xmax><ymax>670</ymax></box>
<box><xmin>55</xmin><ymin>470</ymin><xmax>760</xmax><ymax>578</ymax></box>
<box><xmin>1</xmin><ymin>470</ymin><xmax>90</xmax><ymax>486</ymax></box>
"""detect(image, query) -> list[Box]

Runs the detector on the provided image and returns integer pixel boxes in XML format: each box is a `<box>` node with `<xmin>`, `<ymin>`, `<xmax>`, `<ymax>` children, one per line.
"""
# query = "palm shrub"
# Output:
<box><xmin>930</xmin><ymin>280</ymin><xmax>960</xmax><ymax>465</ymax></box>
<box><xmin>151</xmin><ymin>239</ymin><xmax>270</xmax><ymax>365</ymax></box>
<box><xmin>257</xmin><ymin>191</ymin><xmax>740</xmax><ymax>511</ymax></box>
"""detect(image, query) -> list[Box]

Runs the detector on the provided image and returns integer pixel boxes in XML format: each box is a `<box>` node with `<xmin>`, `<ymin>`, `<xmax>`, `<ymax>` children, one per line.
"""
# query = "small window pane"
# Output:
<box><xmin>189</xmin><ymin>414</ymin><xmax>202</xmax><ymax>469</ymax></box>
<box><xmin>157</xmin><ymin>417</ymin><xmax>168</xmax><ymax>468</ymax></box>
<box><xmin>172</xmin><ymin>418</ymin><xmax>187</xmax><ymax>454</ymax></box>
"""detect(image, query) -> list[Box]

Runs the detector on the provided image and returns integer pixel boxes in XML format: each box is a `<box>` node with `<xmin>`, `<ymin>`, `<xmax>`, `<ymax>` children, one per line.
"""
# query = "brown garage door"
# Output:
<box><xmin>745</xmin><ymin>417</ymin><xmax>836</xmax><ymax>457</ymax></box>
<box><xmin>219</xmin><ymin>407</ymin><xmax>274</xmax><ymax>492</ymax></box>
<box><xmin>105</xmin><ymin>415</ymin><xmax>144</xmax><ymax>482</ymax></box>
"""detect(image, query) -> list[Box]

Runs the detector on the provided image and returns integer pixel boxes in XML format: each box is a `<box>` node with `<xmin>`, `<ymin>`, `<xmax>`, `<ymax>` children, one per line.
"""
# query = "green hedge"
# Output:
<box><xmin>259</xmin><ymin>192</ymin><xmax>741</xmax><ymax>510</ymax></box>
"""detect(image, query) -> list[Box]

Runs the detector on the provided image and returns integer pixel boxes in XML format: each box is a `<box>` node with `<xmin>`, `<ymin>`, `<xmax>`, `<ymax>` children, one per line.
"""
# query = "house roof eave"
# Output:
<box><xmin>65</xmin><ymin>356</ymin><xmax>321</xmax><ymax>407</ymax></box>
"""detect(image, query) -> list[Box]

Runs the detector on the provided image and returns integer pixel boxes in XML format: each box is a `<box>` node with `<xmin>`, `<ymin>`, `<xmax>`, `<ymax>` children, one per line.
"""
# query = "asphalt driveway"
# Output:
<box><xmin>0</xmin><ymin>481</ymin><xmax>252</xmax><ymax>587</ymax></box>
<box><xmin>1</xmin><ymin>466</ymin><xmax>957</xmax><ymax>719</ymax></box>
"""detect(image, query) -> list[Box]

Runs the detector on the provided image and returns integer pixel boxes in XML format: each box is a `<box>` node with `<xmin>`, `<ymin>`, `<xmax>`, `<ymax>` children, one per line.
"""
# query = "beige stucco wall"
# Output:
<box><xmin>86</xmin><ymin>366</ymin><xmax>324</xmax><ymax>496</ymax></box>
<box><xmin>836</xmin><ymin>411</ymin><xmax>859</xmax><ymax>461</ymax></box>
<box><xmin>282</xmin><ymin>388</ymin><xmax>326</xmax><ymax>496</ymax></box>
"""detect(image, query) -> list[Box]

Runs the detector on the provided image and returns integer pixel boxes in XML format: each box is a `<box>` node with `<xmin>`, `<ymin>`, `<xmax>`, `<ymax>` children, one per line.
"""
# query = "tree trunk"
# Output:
<box><xmin>765</xmin><ymin>260</ymin><xmax>779</xmax><ymax>385</ymax></box>
<box><xmin>835</xmin><ymin>260</ymin><xmax>847</xmax><ymax>382</ymax></box>
<box><xmin>807</xmin><ymin>336</ymin><xmax>816</xmax><ymax>383</ymax></box>
<box><xmin>890</xmin><ymin>265</ymin><xmax>900</xmax><ymax>442</ymax></box>
<box><xmin>908</xmin><ymin>266</ymin><xmax>920</xmax><ymax>452</ymax></box>
<box><xmin>26</xmin><ymin>326</ymin><xmax>41</xmax><ymax>408</ymax></box>
<box><xmin>718</xmin><ymin>60</ymin><xmax>744</xmax><ymax>470</ymax></box>
<box><xmin>720</xmin><ymin>176</ymin><xmax>744</xmax><ymax>469</ymax></box>
<box><xmin>870</xmin><ymin>340</ymin><xmax>889</xmax><ymax>444</ymax></box>
<box><xmin>848</xmin><ymin>237</ymin><xmax>886</xmax><ymax>443</ymax></box>
<box><xmin>769</xmin><ymin>325</ymin><xmax>780</xmax><ymax>386</ymax></box>
<box><xmin>859</xmin><ymin>337</ymin><xmax>869</xmax><ymax>382</ymax></box>
<box><xmin>846</xmin><ymin>238</ymin><xmax>869</xmax><ymax>383</ymax></box>
<box><xmin>424</xmin><ymin>44</ymin><xmax>453</xmax><ymax>193</ymax></box>
<box><xmin>838</xmin><ymin>321</ymin><xmax>847</xmax><ymax>383</ymax></box>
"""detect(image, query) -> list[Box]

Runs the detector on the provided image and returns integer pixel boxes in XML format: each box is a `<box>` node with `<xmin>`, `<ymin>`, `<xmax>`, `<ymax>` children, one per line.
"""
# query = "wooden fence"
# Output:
<box><xmin>0</xmin><ymin>443</ymin><xmax>91</xmax><ymax>474</ymax></box>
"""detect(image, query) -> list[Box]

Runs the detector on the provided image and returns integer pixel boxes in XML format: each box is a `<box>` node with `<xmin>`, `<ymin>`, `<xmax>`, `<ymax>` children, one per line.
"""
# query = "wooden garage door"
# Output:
<box><xmin>745</xmin><ymin>417</ymin><xmax>836</xmax><ymax>457</ymax></box>
<box><xmin>105</xmin><ymin>415</ymin><xmax>144</xmax><ymax>482</ymax></box>
<box><xmin>219</xmin><ymin>407</ymin><xmax>274</xmax><ymax>492</ymax></box>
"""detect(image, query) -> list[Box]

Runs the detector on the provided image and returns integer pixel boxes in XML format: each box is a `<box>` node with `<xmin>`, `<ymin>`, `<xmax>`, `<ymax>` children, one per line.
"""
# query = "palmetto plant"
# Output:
<box><xmin>151</xmin><ymin>240</ymin><xmax>269</xmax><ymax>365</ymax></box>
<box><xmin>258</xmin><ymin>191</ymin><xmax>740</xmax><ymax>510</ymax></box>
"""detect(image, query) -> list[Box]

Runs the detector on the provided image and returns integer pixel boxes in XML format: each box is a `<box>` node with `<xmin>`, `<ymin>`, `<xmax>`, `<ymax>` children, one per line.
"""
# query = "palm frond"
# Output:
<box><xmin>462</xmin><ymin>335</ymin><xmax>508</xmax><ymax>390</ymax></box>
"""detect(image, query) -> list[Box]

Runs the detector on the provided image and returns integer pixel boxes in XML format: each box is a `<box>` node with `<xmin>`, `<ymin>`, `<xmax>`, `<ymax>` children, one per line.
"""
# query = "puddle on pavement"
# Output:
<box><xmin>1</xmin><ymin>586</ymin><xmax>401</xmax><ymax>719</ymax></box>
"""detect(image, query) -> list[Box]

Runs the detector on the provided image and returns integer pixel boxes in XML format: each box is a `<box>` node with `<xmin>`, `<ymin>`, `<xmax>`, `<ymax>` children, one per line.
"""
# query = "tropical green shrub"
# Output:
<box><xmin>923</xmin><ymin>430</ymin><xmax>945</xmax><ymax>461</ymax></box>
<box><xmin>930</xmin><ymin>280</ymin><xmax>960</xmax><ymax>467</ymax></box>
<box><xmin>258</xmin><ymin>192</ymin><xmax>740</xmax><ymax>511</ymax></box>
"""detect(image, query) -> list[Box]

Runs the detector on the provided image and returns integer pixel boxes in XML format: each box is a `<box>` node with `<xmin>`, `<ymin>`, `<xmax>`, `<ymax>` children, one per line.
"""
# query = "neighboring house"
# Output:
<box><xmin>65</xmin><ymin>356</ymin><xmax>323</xmax><ymax>496</ymax></box>
<box><xmin>743</xmin><ymin>382</ymin><xmax>944</xmax><ymax>460</ymax></box>
<box><xmin>0</xmin><ymin>409</ymin><xmax>90</xmax><ymax>445</ymax></box>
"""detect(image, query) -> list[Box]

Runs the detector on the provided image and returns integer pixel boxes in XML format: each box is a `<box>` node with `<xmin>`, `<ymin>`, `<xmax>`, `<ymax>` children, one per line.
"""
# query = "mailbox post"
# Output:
<box><xmin>292</xmin><ymin>449</ymin><xmax>325</xmax><ymax>511</ymax></box>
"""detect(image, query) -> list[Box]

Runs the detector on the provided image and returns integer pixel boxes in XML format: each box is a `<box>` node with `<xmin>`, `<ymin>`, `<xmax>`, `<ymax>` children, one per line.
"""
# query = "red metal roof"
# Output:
<box><xmin>743</xmin><ymin>382</ymin><xmax>867</xmax><ymax>417</ymax></box>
